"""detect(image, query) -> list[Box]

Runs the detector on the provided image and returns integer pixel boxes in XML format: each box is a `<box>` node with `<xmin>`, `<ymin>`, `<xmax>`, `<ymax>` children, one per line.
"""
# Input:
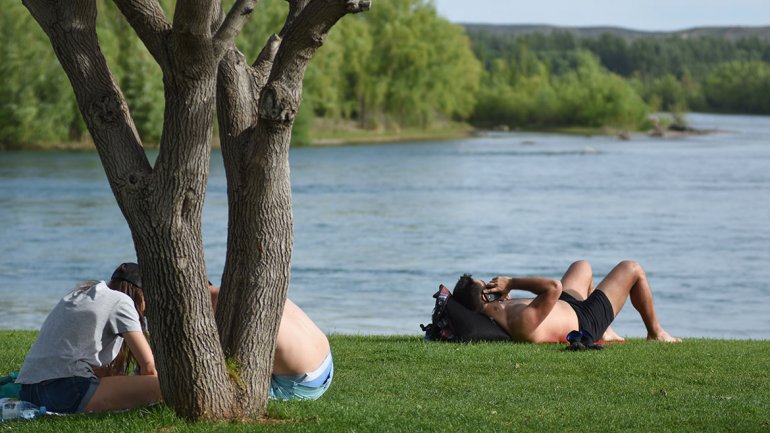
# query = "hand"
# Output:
<box><xmin>484</xmin><ymin>276</ymin><xmax>512</xmax><ymax>298</ymax></box>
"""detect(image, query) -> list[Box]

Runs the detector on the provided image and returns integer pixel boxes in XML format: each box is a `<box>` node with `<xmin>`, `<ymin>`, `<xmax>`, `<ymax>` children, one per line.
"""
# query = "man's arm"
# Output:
<box><xmin>486</xmin><ymin>277</ymin><xmax>563</xmax><ymax>338</ymax></box>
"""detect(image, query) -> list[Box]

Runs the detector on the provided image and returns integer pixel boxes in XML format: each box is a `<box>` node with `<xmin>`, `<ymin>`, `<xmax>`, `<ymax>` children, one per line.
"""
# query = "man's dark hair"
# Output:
<box><xmin>452</xmin><ymin>273</ymin><xmax>483</xmax><ymax>313</ymax></box>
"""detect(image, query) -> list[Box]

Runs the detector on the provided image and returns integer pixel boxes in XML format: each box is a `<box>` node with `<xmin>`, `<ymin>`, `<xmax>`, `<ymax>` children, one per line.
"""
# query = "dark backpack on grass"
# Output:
<box><xmin>421</xmin><ymin>285</ymin><xmax>512</xmax><ymax>342</ymax></box>
<box><xmin>421</xmin><ymin>284</ymin><xmax>457</xmax><ymax>341</ymax></box>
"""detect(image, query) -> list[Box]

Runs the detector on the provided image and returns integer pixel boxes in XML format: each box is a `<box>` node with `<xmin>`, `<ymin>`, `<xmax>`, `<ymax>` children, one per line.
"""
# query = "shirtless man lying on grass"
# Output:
<box><xmin>452</xmin><ymin>260</ymin><xmax>681</xmax><ymax>343</ymax></box>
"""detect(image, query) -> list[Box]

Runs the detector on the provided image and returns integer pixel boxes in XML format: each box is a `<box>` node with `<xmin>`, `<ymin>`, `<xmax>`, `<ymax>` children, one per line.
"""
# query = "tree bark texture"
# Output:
<box><xmin>23</xmin><ymin>0</ymin><xmax>370</xmax><ymax>421</ymax></box>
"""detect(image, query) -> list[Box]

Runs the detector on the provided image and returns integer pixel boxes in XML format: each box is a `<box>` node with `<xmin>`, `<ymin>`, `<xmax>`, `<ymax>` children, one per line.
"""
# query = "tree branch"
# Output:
<box><xmin>112</xmin><ymin>0</ymin><xmax>172</xmax><ymax>67</ymax></box>
<box><xmin>344</xmin><ymin>0</ymin><xmax>371</xmax><ymax>14</ymax></box>
<box><xmin>173</xmin><ymin>0</ymin><xmax>218</xmax><ymax>34</ymax></box>
<box><xmin>279</xmin><ymin>0</ymin><xmax>371</xmax><ymax>35</ymax></box>
<box><xmin>259</xmin><ymin>0</ymin><xmax>371</xmax><ymax>126</ymax></box>
<box><xmin>215</xmin><ymin>33</ymin><xmax>280</xmax><ymax>167</ymax></box>
<box><xmin>210</xmin><ymin>1</ymin><xmax>225</xmax><ymax>35</ymax></box>
<box><xmin>173</xmin><ymin>0</ymin><xmax>219</xmax><ymax>53</ymax></box>
<box><xmin>253</xmin><ymin>34</ymin><xmax>282</xmax><ymax>86</ymax></box>
<box><xmin>213</xmin><ymin>0</ymin><xmax>259</xmax><ymax>56</ymax></box>
<box><xmin>279</xmin><ymin>0</ymin><xmax>311</xmax><ymax>36</ymax></box>
<box><xmin>22</xmin><ymin>0</ymin><xmax>151</xmax><ymax>191</ymax></box>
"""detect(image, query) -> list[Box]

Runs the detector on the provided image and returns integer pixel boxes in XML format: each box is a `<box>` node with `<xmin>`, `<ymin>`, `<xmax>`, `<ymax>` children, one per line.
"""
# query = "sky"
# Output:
<box><xmin>433</xmin><ymin>0</ymin><xmax>770</xmax><ymax>32</ymax></box>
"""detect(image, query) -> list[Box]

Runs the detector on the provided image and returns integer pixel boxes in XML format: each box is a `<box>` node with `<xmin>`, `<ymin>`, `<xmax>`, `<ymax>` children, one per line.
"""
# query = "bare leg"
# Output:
<box><xmin>560</xmin><ymin>260</ymin><xmax>592</xmax><ymax>299</ymax></box>
<box><xmin>561</xmin><ymin>261</ymin><xmax>624</xmax><ymax>341</ymax></box>
<box><xmin>596</xmin><ymin>261</ymin><xmax>681</xmax><ymax>342</ymax></box>
<box><xmin>84</xmin><ymin>375</ymin><xmax>161</xmax><ymax>412</ymax></box>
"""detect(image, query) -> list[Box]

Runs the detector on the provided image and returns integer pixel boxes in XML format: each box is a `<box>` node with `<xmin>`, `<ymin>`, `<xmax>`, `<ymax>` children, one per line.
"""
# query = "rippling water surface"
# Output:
<box><xmin>1</xmin><ymin>113</ymin><xmax>769</xmax><ymax>339</ymax></box>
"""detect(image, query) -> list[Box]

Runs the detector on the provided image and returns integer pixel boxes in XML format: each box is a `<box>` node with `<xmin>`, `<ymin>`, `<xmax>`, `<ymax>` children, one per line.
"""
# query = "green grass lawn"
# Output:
<box><xmin>2</xmin><ymin>331</ymin><xmax>769</xmax><ymax>432</ymax></box>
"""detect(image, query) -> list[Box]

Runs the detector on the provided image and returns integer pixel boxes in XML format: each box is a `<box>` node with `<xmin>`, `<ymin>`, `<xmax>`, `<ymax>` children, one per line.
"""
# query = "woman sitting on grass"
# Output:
<box><xmin>15</xmin><ymin>263</ymin><xmax>161</xmax><ymax>413</ymax></box>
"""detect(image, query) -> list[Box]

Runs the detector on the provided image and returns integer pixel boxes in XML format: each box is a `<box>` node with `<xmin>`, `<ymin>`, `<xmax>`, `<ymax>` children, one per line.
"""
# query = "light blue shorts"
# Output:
<box><xmin>269</xmin><ymin>352</ymin><xmax>333</xmax><ymax>401</ymax></box>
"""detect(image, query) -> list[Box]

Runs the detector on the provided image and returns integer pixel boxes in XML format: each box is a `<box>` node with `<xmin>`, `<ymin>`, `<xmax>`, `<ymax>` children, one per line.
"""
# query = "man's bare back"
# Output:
<box><xmin>273</xmin><ymin>299</ymin><xmax>330</xmax><ymax>375</ymax></box>
<box><xmin>209</xmin><ymin>285</ymin><xmax>330</xmax><ymax>374</ymax></box>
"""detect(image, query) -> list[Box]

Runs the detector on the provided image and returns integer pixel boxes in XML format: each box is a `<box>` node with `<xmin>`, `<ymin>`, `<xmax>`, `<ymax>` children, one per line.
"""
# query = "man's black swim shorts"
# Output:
<box><xmin>559</xmin><ymin>291</ymin><xmax>615</xmax><ymax>340</ymax></box>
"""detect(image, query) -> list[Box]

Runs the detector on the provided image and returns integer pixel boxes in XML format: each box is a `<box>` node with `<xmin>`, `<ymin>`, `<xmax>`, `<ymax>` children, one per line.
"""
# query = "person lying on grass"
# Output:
<box><xmin>16</xmin><ymin>263</ymin><xmax>161</xmax><ymax>414</ymax></box>
<box><xmin>452</xmin><ymin>260</ymin><xmax>681</xmax><ymax>343</ymax></box>
<box><xmin>208</xmin><ymin>284</ymin><xmax>333</xmax><ymax>400</ymax></box>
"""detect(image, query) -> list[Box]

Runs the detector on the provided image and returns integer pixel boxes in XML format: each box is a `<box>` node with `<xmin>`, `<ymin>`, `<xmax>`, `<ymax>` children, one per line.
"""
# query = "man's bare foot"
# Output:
<box><xmin>647</xmin><ymin>329</ymin><xmax>682</xmax><ymax>343</ymax></box>
<box><xmin>602</xmin><ymin>327</ymin><xmax>625</xmax><ymax>342</ymax></box>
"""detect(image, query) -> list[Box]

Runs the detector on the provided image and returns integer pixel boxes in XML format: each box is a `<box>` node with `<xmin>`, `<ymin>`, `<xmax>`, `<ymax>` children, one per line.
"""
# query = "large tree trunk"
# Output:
<box><xmin>132</xmin><ymin>46</ymin><xmax>239</xmax><ymax>418</ymax></box>
<box><xmin>23</xmin><ymin>0</ymin><xmax>370</xmax><ymax>420</ymax></box>
<box><xmin>215</xmin><ymin>0</ymin><xmax>372</xmax><ymax>413</ymax></box>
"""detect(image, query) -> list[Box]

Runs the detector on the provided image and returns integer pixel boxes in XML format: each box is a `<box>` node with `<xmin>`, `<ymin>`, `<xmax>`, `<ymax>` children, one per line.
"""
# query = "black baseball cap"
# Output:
<box><xmin>111</xmin><ymin>262</ymin><xmax>142</xmax><ymax>288</ymax></box>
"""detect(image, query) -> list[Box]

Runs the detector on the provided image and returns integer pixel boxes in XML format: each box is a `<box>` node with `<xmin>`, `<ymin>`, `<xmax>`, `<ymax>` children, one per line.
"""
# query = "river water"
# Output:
<box><xmin>1</xmin><ymin>113</ymin><xmax>769</xmax><ymax>339</ymax></box>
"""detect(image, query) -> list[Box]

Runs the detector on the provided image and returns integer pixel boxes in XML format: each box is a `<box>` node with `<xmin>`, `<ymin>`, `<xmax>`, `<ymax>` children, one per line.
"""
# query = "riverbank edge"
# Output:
<box><xmin>0</xmin><ymin>126</ymin><xmax>476</xmax><ymax>151</ymax></box>
<box><xmin>0</xmin><ymin>120</ymin><xmax>714</xmax><ymax>151</ymax></box>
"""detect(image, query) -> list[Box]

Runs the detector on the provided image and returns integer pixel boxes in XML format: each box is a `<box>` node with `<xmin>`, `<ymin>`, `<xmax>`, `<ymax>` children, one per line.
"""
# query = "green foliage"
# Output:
<box><xmin>290</xmin><ymin>100</ymin><xmax>314</xmax><ymax>147</ymax></box>
<box><xmin>350</xmin><ymin>0</ymin><xmax>481</xmax><ymax>129</ymax></box>
<box><xmin>472</xmin><ymin>50</ymin><xmax>648</xmax><ymax>130</ymax></box>
<box><xmin>232</xmin><ymin>0</ymin><xmax>483</xmax><ymax>131</ymax></box>
<box><xmin>3</xmin><ymin>0</ymin><xmax>481</xmax><ymax>147</ymax></box>
<box><xmin>0</xmin><ymin>4</ymin><xmax>79</xmax><ymax>148</ymax></box>
<box><xmin>2</xmin><ymin>332</ymin><xmax>770</xmax><ymax>432</ymax></box>
<box><xmin>704</xmin><ymin>61</ymin><xmax>770</xmax><ymax>113</ymax></box>
<box><xmin>644</xmin><ymin>74</ymin><xmax>688</xmax><ymax>112</ymax></box>
<box><xmin>98</xmin><ymin>0</ymin><xmax>166</xmax><ymax>143</ymax></box>
<box><xmin>8</xmin><ymin>1</ymin><xmax>770</xmax><ymax>147</ymax></box>
<box><xmin>468</xmin><ymin>28</ymin><xmax>770</xmax><ymax>116</ymax></box>
<box><xmin>304</xmin><ymin>12</ymin><xmax>373</xmax><ymax>121</ymax></box>
<box><xmin>234</xmin><ymin>0</ymin><xmax>288</xmax><ymax>61</ymax></box>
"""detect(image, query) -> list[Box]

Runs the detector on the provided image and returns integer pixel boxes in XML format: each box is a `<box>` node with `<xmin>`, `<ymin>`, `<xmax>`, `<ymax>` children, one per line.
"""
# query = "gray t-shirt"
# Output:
<box><xmin>16</xmin><ymin>281</ymin><xmax>142</xmax><ymax>383</ymax></box>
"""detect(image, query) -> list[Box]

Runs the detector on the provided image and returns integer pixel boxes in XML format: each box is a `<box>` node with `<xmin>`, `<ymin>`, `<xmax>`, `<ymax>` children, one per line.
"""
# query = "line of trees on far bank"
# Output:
<box><xmin>469</xmin><ymin>29</ymin><xmax>770</xmax><ymax>119</ymax></box>
<box><xmin>3</xmin><ymin>0</ymin><xmax>770</xmax><ymax>148</ymax></box>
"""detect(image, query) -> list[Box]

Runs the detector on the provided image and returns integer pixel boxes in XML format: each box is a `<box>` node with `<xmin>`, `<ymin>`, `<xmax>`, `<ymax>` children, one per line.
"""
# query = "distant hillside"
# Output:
<box><xmin>463</xmin><ymin>24</ymin><xmax>770</xmax><ymax>41</ymax></box>
<box><xmin>462</xmin><ymin>22</ymin><xmax>770</xmax><ymax>117</ymax></box>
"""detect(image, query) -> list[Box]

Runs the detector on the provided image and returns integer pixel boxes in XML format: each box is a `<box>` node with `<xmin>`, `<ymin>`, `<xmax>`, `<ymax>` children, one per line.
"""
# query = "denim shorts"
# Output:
<box><xmin>270</xmin><ymin>352</ymin><xmax>333</xmax><ymax>401</ymax></box>
<box><xmin>20</xmin><ymin>376</ymin><xmax>99</xmax><ymax>413</ymax></box>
